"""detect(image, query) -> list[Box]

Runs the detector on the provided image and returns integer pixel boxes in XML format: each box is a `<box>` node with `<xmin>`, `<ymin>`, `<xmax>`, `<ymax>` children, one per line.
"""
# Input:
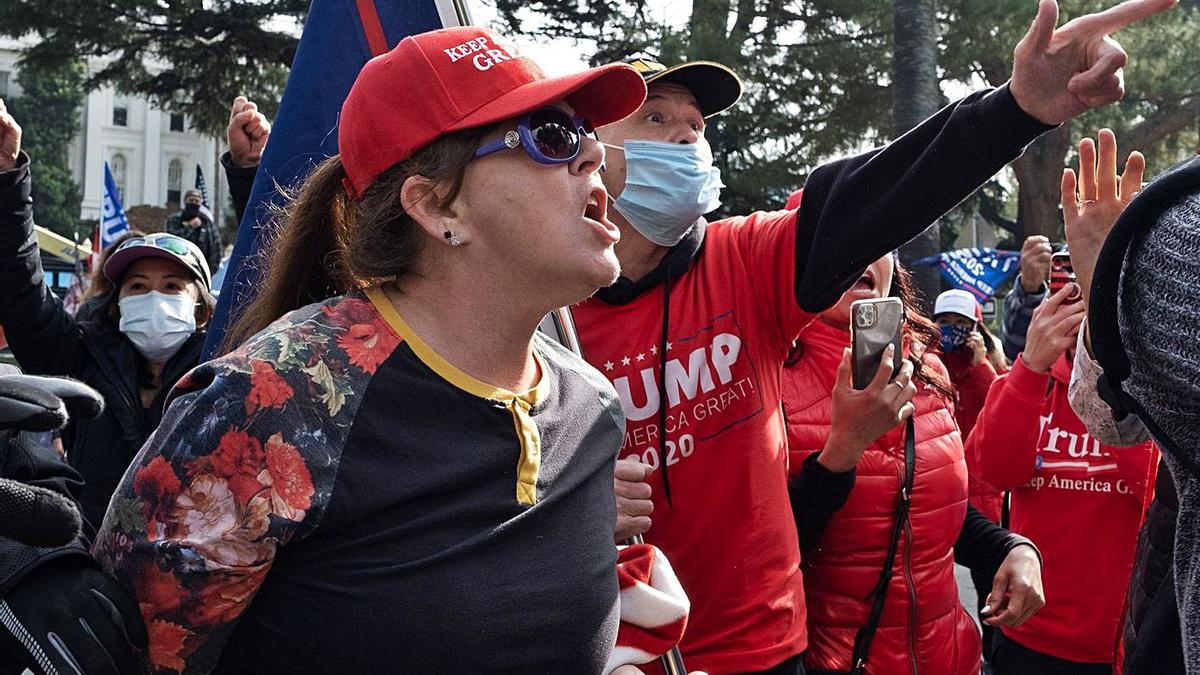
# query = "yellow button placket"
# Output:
<box><xmin>363</xmin><ymin>285</ymin><xmax>548</xmax><ymax>508</ymax></box>
<box><xmin>510</xmin><ymin>395</ymin><xmax>541</xmax><ymax>506</ymax></box>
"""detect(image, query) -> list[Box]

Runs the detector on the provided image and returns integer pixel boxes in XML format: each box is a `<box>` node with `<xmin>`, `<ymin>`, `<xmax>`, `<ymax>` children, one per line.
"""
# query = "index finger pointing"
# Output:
<box><xmin>1074</xmin><ymin>0</ymin><xmax>1177</xmax><ymax>35</ymax></box>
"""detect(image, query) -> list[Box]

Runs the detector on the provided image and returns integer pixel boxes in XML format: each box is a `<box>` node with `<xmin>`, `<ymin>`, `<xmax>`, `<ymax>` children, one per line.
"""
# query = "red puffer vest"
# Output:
<box><xmin>783</xmin><ymin>320</ymin><xmax>980</xmax><ymax>675</ymax></box>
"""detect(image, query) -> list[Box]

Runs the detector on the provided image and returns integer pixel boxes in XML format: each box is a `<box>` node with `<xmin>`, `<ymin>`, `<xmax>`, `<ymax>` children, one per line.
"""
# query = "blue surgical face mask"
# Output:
<box><xmin>938</xmin><ymin>323</ymin><xmax>972</xmax><ymax>353</ymax></box>
<box><xmin>605</xmin><ymin>138</ymin><xmax>724</xmax><ymax>247</ymax></box>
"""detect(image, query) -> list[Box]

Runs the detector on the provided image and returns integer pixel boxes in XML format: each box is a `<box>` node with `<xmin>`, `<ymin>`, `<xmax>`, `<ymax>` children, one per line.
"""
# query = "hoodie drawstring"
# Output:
<box><xmin>659</xmin><ymin>268</ymin><xmax>674</xmax><ymax>507</ymax></box>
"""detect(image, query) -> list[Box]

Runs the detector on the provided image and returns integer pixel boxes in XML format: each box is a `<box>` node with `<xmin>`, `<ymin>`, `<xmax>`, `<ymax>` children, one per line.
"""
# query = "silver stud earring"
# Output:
<box><xmin>450</xmin><ymin>235</ymin><xmax>462</xmax><ymax>247</ymax></box>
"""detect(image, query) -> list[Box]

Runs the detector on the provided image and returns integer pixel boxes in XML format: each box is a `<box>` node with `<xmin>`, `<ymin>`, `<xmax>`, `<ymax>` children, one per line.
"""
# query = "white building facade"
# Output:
<box><xmin>0</xmin><ymin>38</ymin><xmax>229</xmax><ymax>223</ymax></box>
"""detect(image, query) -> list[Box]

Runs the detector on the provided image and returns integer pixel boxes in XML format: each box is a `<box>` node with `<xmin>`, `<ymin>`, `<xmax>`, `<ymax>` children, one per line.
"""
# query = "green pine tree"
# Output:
<box><xmin>7</xmin><ymin>58</ymin><xmax>87</xmax><ymax>239</ymax></box>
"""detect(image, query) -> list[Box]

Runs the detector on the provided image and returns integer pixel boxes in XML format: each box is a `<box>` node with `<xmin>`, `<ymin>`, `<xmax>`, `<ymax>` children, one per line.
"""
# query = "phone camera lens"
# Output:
<box><xmin>856</xmin><ymin>304</ymin><xmax>876</xmax><ymax>329</ymax></box>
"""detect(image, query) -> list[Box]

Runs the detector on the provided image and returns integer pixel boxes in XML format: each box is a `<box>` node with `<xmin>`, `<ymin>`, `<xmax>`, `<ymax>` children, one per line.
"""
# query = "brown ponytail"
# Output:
<box><xmin>220</xmin><ymin>125</ymin><xmax>492</xmax><ymax>355</ymax></box>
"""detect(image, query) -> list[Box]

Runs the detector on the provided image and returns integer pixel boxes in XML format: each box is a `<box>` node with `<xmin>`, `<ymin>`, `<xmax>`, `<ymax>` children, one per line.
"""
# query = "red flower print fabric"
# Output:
<box><xmin>93</xmin><ymin>293</ymin><xmax>399</xmax><ymax>673</ymax></box>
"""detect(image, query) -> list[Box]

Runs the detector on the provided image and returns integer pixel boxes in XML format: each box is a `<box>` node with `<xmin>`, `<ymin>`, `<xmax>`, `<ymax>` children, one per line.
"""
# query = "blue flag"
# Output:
<box><xmin>203</xmin><ymin>0</ymin><xmax>465</xmax><ymax>358</ymax></box>
<box><xmin>911</xmin><ymin>247</ymin><xmax>1021</xmax><ymax>302</ymax></box>
<box><xmin>195</xmin><ymin>163</ymin><xmax>209</xmax><ymax>206</ymax></box>
<box><xmin>101</xmin><ymin>162</ymin><xmax>130</xmax><ymax>251</ymax></box>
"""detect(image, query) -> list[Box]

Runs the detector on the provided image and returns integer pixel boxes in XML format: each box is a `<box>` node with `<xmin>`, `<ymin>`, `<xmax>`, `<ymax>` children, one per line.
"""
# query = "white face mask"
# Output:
<box><xmin>118</xmin><ymin>291</ymin><xmax>197</xmax><ymax>363</ymax></box>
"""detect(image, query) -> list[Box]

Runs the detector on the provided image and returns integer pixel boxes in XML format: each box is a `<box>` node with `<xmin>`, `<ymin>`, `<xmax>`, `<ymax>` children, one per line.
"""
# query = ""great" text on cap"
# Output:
<box><xmin>443</xmin><ymin>36</ymin><xmax>516</xmax><ymax>72</ymax></box>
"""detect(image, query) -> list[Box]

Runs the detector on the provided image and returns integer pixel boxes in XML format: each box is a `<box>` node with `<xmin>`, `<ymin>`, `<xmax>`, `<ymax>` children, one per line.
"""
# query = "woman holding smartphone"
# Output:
<box><xmin>782</xmin><ymin>252</ymin><xmax>1045</xmax><ymax>675</ymax></box>
<box><xmin>92</xmin><ymin>27</ymin><xmax>662</xmax><ymax>673</ymax></box>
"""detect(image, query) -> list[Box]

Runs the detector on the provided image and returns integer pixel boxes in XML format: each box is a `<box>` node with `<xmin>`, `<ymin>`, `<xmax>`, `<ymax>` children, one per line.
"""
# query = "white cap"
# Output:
<box><xmin>934</xmin><ymin>289</ymin><xmax>979</xmax><ymax>320</ymax></box>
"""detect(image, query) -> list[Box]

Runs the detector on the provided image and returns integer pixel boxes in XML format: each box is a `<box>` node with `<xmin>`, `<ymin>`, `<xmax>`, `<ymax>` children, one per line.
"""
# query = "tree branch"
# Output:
<box><xmin>1118</xmin><ymin>96</ymin><xmax>1200</xmax><ymax>163</ymax></box>
<box><xmin>977</xmin><ymin>193</ymin><xmax>1019</xmax><ymax>234</ymax></box>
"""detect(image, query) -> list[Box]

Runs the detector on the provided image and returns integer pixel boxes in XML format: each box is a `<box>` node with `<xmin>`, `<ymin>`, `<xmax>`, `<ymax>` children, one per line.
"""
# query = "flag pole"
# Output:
<box><xmin>434</xmin><ymin>0</ymin><xmax>474</xmax><ymax>26</ymax></box>
<box><xmin>550</xmin><ymin>309</ymin><xmax>688</xmax><ymax>675</ymax></box>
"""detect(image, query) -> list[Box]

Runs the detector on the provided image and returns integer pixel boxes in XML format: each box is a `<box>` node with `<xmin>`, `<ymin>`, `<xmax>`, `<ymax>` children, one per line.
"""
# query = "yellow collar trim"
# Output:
<box><xmin>364</xmin><ymin>286</ymin><xmax>548</xmax><ymax>407</ymax></box>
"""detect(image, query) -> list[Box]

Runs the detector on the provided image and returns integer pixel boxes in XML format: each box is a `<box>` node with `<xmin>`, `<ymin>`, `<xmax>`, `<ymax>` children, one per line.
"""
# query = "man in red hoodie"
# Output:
<box><xmin>967</xmin><ymin>279</ymin><xmax>1158</xmax><ymax>674</ymax></box>
<box><xmin>579</xmin><ymin>2</ymin><xmax>1176</xmax><ymax>673</ymax></box>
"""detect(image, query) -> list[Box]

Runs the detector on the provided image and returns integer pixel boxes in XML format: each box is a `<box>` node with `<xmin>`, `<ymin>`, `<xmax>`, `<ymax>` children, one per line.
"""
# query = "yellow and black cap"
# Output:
<box><xmin>623</xmin><ymin>57</ymin><xmax>743</xmax><ymax>118</ymax></box>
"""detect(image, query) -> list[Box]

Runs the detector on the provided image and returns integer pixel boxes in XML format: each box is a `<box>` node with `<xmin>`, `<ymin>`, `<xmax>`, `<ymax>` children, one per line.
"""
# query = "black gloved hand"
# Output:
<box><xmin>0</xmin><ymin>367</ymin><xmax>105</xmax><ymax>432</ymax></box>
<box><xmin>0</xmin><ymin>556</ymin><xmax>148</xmax><ymax>674</ymax></box>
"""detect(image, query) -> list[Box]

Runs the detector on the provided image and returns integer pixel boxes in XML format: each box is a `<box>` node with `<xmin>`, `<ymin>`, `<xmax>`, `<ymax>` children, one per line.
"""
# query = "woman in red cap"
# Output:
<box><xmin>92</xmin><ymin>27</ymin><xmax>660</xmax><ymax>673</ymax></box>
<box><xmin>0</xmin><ymin>103</ymin><xmax>215</xmax><ymax>529</ymax></box>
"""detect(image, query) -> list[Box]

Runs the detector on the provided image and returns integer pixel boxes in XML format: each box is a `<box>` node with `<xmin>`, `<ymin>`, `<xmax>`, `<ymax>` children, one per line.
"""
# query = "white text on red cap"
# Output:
<box><xmin>443</xmin><ymin>36</ymin><xmax>519</xmax><ymax>72</ymax></box>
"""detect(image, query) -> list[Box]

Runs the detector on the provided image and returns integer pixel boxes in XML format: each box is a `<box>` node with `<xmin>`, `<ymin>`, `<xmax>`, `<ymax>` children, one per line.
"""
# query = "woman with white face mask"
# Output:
<box><xmin>0</xmin><ymin>105</ymin><xmax>213</xmax><ymax>529</ymax></box>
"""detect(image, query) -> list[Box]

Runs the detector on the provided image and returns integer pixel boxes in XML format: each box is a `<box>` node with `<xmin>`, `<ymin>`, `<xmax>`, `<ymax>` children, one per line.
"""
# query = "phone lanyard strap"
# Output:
<box><xmin>849</xmin><ymin>415</ymin><xmax>916</xmax><ymax>675</ymax></box>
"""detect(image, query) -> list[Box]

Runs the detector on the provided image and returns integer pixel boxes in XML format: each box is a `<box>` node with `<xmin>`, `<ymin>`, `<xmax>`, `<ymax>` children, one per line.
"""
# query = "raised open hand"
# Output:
<box><xmin>1010</xmin><ymin>0</ymin><xmax>1177</xmax><ymax>125</ymax></box>
<box><xmin>1061</xmin><ymin>128</ymin><xmax>1145</xmax><ymax>308</ymax></box>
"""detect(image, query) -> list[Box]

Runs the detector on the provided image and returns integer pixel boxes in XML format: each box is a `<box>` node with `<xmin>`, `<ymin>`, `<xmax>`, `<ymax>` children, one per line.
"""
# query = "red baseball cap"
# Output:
<box><xmin>339</xmin><ymin>27</ymin><xmax>648</xmax><ymax>199</ymax></box>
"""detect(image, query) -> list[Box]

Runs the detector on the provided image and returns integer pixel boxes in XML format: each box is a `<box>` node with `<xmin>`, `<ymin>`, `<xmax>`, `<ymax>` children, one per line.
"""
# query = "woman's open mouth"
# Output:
<box><xmin>583</xmin><ymin>186</ymin><xmax>619</xmax><ymax>243</ymax></box>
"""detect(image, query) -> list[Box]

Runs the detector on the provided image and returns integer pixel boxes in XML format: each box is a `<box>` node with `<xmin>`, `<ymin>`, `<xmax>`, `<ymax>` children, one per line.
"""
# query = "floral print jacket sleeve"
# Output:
<box><xmin>92</xmin><ymin>295</ymin><xmax>389</xmax><ymax>673</ymax></box>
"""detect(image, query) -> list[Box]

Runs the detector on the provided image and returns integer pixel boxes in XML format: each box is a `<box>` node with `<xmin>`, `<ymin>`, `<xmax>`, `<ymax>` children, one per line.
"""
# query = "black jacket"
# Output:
<box><xmin>1122</xmin><ymin>462</ymin><xmax>1184</xmax><ymax>674</ymax></box>
<box><xmin>165</xmin><ymin>207</ymin><xmax>221</xmax><ymax>274</ymax></box>
<box><xmin>0</xmin><ymin>153</ymin><xmax>205</xmax><ymax>529</ymax></box>
<box><xmin>220</xmin><ymin>150</ymin><xmax>258</xmax><ymax>224</ymax></box>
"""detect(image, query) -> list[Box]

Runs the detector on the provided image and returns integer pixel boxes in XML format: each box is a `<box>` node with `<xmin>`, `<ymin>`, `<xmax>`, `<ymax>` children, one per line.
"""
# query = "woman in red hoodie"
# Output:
<box><xmin>784</xmin><ymin>253</ymin><xmax>1045</xmax><ymax>675</ymax></box>
<box><xmin>967</xmin><ymin>278</ymin><xmax>1158</xmax><ymax>674</ymax></box>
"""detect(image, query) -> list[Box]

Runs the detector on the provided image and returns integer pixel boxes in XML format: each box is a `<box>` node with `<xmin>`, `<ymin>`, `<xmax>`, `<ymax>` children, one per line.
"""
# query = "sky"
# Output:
<box><xmin>466</xmin><ymin>0</ymin><xmax>690</xmax><ymax>75</ymax></box>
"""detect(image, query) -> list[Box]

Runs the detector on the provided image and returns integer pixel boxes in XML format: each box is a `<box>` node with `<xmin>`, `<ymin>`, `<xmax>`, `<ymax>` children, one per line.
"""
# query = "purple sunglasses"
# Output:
<box><xmin>474</xmin><ymin>107</ymin><xmax>595</xmax><ymax>164</ymax></box>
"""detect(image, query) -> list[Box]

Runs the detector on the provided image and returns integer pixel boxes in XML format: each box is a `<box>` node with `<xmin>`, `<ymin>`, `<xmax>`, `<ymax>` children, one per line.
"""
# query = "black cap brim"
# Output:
<box><xmin>641</xmin><ymin>61</ymin><xmax>743</xmax><ymax>118</ymax></box>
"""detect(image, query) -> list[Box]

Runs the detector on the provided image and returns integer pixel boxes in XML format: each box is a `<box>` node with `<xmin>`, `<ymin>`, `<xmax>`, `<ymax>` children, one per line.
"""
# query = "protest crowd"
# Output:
<box><xmin>0</xmin><ymin>0</ymin><xmax>1198</xmax><ymax>673</ymax></box>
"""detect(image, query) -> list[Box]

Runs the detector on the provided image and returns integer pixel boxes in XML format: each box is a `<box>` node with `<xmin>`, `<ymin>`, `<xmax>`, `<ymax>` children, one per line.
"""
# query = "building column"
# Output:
<box><xmin>80</xmin><ymin>89</ymin><xmax>107</xmax><ymax>219</ymax></box>
<box><xmin>143</xmin><ymin>105</ymin><xmax>162</xmax><ymax>206</ymax></box>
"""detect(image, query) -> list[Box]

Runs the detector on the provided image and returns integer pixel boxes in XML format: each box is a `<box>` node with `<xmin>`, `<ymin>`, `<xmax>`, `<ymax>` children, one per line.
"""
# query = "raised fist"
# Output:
<box><xmin>227</xmin><ymin>95</ymin><xmax>271</xmax><ymax>168</ymax></box>
<box><xmin>0</xmin><ymin>99</ymin><xmax>22</xmax><ymax>171</ymax></box>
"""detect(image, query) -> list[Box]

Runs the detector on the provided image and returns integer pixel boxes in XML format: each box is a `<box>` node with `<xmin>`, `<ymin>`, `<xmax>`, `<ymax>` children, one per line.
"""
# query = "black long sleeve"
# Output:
<box><xmin>954</xmin><ymin>503</ymin><xmax>1040</xmax><ymax>581</ymax></box>
<box><xmin>794</xmin><ymin>84</ymin><xmax>1056</xmax><ymax>313</ymax></box>
<box><xmin>220</xmin><ymin>151</ymin><xmax>259</xmax><ymax>227</ymax></box>
<box><xmin>790</xmin><ymin>452</ymin><xmax>857</xmax><ymax>553</ymax></box>
<box><xmin>0</xmin><ymin>153</ymin><xmax>86</xmax><ymax>378</ymax></box>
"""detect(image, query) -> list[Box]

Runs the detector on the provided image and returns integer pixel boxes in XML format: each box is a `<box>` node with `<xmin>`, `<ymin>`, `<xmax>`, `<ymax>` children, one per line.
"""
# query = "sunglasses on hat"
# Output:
<box><xmin>108</xmin><ymin>233</ymin><xmax>211</xmax><ymax>289</ymax></box>
<box><xmin>474</xmin><ymin>107</ymin><xmax>595</xmax><ymax>164</ymax></box>
<box><xmin>115</xmin><ymin>235</ymin><xmax>195</xmax><ymax>258</ymax></box>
